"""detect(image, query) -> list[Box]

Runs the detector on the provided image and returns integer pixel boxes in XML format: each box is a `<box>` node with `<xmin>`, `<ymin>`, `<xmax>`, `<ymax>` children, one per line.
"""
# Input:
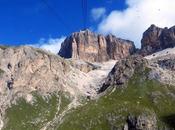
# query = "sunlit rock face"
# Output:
<box><xmin>58</xmin><ymin>29</ymin><xmax>136</xmax><ymax>62</ymax></box>
<box><xmin>0</xmin><ymin>46</ymin><xmax>91</xmax><ymax>121</ymax></box>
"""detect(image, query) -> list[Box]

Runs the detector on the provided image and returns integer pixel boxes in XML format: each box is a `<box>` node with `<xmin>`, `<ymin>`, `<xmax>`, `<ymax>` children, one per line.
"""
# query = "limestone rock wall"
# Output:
<box><xmin>141</xmin><ymin>25</ymin><xmax>175</xmax><ymax>55</ymax></box>
<box><xmin>59</xmin><ymin>30</ymin><xmax>135</xmax><ymax>62</ymax></box>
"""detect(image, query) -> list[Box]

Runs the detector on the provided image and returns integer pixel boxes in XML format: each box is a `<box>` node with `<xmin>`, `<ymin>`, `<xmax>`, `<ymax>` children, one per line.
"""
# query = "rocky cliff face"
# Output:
<box><xmin>0</xmin><ymin>46</ymin><xmax>100</xmax><ymax>123</ymax></box>
<box><xmin>0</xmin><ymin>46</ymin><xmax>118</xmax><ymax>130</ymax></box>
<box><xmin>58</xmin><ymin>30</ymin><xmax>135</xmax><ymax>62</ymax></box>
<box><xmin>145</xmin><ymin>47</ymin><xmax>175</xmax><ymax>86</ymax></box>
<box><xmin>1</xmin><ymin>27</ymin><xmax>175</xmax><ymax>130</ymax></box>
<box><xmin>0</xmin><ymin>46</ymin><xmax>78</xmax><ymax>96</ymax></box>
<box><xmin>141</xmin><ymin>24</ymin><xmax>175</xmax><ymax>55</ymax></box>
<box><xmin>99</xmin><ymin>55</ymin><xmax>148</xmax><ymax>92</ymax></box>
<box><xmin>126</xmin><ymin>114</ymin><xmax>157</xmax><ymax>130</ymax></box>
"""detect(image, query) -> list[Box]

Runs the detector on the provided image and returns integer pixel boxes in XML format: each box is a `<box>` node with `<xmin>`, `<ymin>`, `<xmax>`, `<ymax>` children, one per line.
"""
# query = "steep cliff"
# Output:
<box><xmin>99</xmin><ymin>55</ymin><xmax>148</xmax><ymax>92</ymax></box>
<box><xmin>58</xmin><ymin>30</ymin><xmax>135</xmax><ymax>62</ymax></box>
<box><xmin>141</xmin><ymin>25</ymin><xmax>175</xmax><ymax>55</ymax></box>
<box><xmin>0</xmin><ymin>46</ymin><xmax>103</xmax><ymax>128</ymax></box>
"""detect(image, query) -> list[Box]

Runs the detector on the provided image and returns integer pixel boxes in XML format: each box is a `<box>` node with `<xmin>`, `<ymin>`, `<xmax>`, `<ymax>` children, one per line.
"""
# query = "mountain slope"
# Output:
<box><xmin>2</xmin><ymin>49</ymin><xmax>175</xmax><ymax>130</ymax></box>
<box><xmin>57</xmin><ymin>61</ymin><xmax>175</xmax><ymax>130</ymax></box>
<box><xmin>0</xmin><ymin>46</ymin><xmax>113</xmax><ymax>130</ymax></box>
<box><xmin>0</xmin><ymin>46</ymin><xmax>117</xmax><ymax>130</ymax></box>
<box><xmin>1</xmin><ymin>26</ymin><xmax>175</xmax><ymax>130</ymax></box>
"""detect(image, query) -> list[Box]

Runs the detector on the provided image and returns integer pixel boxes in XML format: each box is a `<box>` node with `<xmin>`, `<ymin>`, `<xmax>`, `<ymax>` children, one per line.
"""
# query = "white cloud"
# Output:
<box><xmin>91</xmin><ymin>7</ymin><xmax>106</xmax><ymax>21</ymax></box>
<box><xmin>98</xmin><ymin>0</ymin><xmax>175</xmax><ymax>48</ymax></box>
<box><xmin>29</xmin><ymin>37</ymin><xmax>65</xmax><ymax>54</ymax></box>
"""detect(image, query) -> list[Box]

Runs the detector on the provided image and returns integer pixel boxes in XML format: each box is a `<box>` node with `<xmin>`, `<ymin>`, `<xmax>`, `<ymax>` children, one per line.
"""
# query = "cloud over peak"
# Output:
<box><xmin>29</xmin><ymin>37</ymin><xmax>65</xmax><ymax>54</ymax></box>
<box><xmin>91</xmin><ymin>7</ymin><xmax>106</xmax><ymax>21</ymax></box>
<box><xmin>97</xmin><ymin>0</ymin><xmax>175</xmax><ymax>48</ymax></box>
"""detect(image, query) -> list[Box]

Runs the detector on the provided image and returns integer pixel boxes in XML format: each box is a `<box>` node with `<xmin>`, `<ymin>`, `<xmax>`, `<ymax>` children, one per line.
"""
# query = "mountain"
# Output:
<box><xmin>0</xmin><ymin>45</ymin><xmax>117</xmax><ymax>130</ymax></box>
<box><xmin>0</xmin><ymin>26</ymin><xmax>175</xmax><ymax>130</ymax></box>
<box><xmin>0</xmin><ymin>46</ymin><xmax>93</xmax><ymax>98</ymax></box>
<box><xmin>58</xmin><ymin>49</ymin><xmax>175</xmax><ymax>130</ymax></box>
<box><xmin>140</xmin><ymin>24</ymin><xmax>175</xmax><ymax>55</ymax></box>
<box><xmin>58</xmin><ymin>29</ymin><xmax>135</xmax><ymax>62</ymax></box>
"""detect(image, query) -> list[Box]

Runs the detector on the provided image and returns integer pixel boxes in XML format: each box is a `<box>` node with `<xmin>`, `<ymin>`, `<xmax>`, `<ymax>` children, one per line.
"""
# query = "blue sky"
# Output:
<box><xmin>0</xmin><ymin>0</ymin><xmax>126</xmax><ymax>46</ymax></box>
<box><xmin>1</xmin><ymin>0</ymin><xmax>175</xmax><ymax>53</ymax></box>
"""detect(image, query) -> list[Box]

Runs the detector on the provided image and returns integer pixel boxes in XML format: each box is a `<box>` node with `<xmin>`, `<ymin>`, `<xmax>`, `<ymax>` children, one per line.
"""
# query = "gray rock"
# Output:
<box><xmin>127</xmin><ymin>114</ymin><xmax>157</xmax><ymax>130</ymax></box>
<box><xmin>157</xmin><ymin>58</ymin><xmax>175</xmax><ymax>71</ymax></box>
<box><xmin>70</xmin><ymin>59</ymin><xmax>101</xmax><ymax>73</ymax></box>
<box><xmin>99</xmin><ymin>55</ymin><xmax>148</xmax><ymax>92</ymax></box>
<box><xmin>0</xmin><ymin>46</ymin><xmax>92</xmax><ymax>121</ymax></box>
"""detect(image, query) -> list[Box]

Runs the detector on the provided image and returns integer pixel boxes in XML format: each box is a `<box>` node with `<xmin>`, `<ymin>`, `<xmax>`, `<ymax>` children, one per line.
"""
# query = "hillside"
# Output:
<box><xmin>2</xmin><ymin>50</ymin><xmax>175</xmax><ymax>130</ymax></box>
<box><xmin>0</xmin><ymin>26</ymin><xmax>175</xmax><ymax>130</ymax></box>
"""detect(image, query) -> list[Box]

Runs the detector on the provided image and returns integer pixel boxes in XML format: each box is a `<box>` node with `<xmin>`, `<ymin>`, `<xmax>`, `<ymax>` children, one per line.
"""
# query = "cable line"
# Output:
<box><xmin>82</xmin><ymin>0</ymin><xmax>87</xmax><ymax>30</ymax></box>
<box><xmin>40</xmin><ymin>0</ymin><xmax>72</xmax><ymax>32</ymax></box>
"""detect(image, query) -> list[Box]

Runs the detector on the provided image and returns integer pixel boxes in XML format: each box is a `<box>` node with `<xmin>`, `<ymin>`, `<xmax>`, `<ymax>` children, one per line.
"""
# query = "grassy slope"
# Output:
<box><xmin>2</xmin><ymin>68</ymin><xmax>175</xmax><ymax>130</ymax></box>
<box><xmin>58</xmin><ymin>69</ymin><xmax>175</xmax><ymax>130</ymax></box>
<box><xmin>3</xmin><ymin>93</ymin><xmax>71</xmax><ymax>130</ymax></box>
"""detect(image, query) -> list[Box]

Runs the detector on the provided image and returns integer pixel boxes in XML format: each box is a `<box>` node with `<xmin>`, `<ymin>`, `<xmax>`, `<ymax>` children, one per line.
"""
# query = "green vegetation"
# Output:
<box><xmin>3</xmin><ymin>93</ymin><xmax>71</xmax><ymax>130</ymax></box>
<box><xmin>57</xmin><ymin>68</ymin><xmax>175</xmax><ymax>130</ymax></box>
<box><xmin>2</xmin><ymin>68</ymin><xmax>175</xmax><ymax>130</ymax></box>
<box><xmin>0</xmin><ymin>69</ymin><xmax>4</xmax><ymax>76</ymax></box>
<box><xmin>0</xmin><ymin>45</ymin><xmax>9</xmax><ymax>50</ymax></box>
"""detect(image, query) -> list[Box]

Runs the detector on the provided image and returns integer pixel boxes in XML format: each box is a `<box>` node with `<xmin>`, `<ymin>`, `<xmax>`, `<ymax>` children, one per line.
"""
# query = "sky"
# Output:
<box><xmin>0</xmin><ymin>0</ymin><xmax>175</xmax><ymax>53</ymax></box>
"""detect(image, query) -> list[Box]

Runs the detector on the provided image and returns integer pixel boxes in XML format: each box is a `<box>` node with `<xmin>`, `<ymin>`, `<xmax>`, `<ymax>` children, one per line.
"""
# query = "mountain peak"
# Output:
<box><xmin>80</xmin><ymin>29</ymin><xmax>92</xmax><ymax>33</ymax></box>
<box><xmin>58</xmin><ymin>30</ymin><xmax>135</xmax><ymax>62</ymax></box>
<box><xmin>141</xmin><ymin>25</ymin><xmax>175</xmax><ymax>55</ymax></box>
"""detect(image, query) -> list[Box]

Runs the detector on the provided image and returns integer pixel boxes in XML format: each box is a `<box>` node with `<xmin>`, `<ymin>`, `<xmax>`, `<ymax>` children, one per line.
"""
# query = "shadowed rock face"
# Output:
<box><xmin>99</xmin><ymin>55</ymin><xmax>148</xmax><ymax>92</ymax></box>
<box><xmin>126</xmin><ymin>114</ymin><xmax>157</xmax><ymax>130</ymax></box>
<box><xmin>58</xmin><ymin>30</ymin><xmax>135</xmax><ymax>62</ymax></box>
<box><xmin>141</xmin><ymin>24</ymin><xmax>175</xmax><ymax>55</ymax></box>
